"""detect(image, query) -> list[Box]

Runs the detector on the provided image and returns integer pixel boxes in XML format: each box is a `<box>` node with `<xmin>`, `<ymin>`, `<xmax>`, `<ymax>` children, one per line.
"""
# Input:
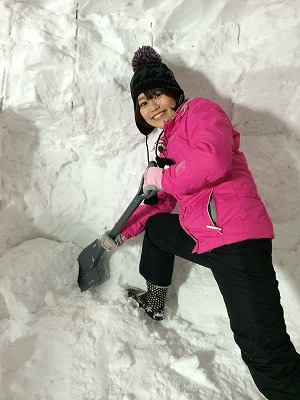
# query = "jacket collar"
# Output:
<box><xmin>176</xmin><ymin>98</ymin><xmax>192</xmax><ymax>116</ymax></box>
<box><xmin>163</xmin><ymin>98</ymin><xmax>191</xmax><ymax>133</ymax></box>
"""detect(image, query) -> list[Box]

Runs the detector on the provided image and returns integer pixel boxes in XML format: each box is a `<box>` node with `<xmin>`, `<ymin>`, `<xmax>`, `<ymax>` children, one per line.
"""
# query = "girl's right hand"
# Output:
<box><xmin>100</xmin><ymin>231</ymin><xmax>126</xmax><ymax>250</ymax></box>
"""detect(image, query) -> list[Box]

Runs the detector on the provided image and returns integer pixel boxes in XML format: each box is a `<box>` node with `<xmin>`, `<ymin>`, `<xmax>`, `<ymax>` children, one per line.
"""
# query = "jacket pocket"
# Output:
<box><xmin>206</xmin><ymin>190</ymin><xmax>222</xmax><ymax>234</ymax></box>
<box><xmin>208</xmin><ymin>194</ymin><xmax>217</xmax><ymax>225</ymax></box>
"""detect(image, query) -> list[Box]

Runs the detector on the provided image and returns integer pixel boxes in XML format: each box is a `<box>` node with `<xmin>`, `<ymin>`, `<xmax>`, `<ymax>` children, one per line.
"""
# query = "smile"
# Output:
<box><xmin>153</xmin><ymin>111</ymin><xmax>165</xmax><ymax>120</ymax></box>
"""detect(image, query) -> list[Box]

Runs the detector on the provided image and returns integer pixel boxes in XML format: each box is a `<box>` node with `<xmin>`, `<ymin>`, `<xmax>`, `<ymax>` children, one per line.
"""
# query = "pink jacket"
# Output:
<box><xmin>121</xmin><ymin>98</ymin><xmax>274</xmax><ymax>253</ymax></box>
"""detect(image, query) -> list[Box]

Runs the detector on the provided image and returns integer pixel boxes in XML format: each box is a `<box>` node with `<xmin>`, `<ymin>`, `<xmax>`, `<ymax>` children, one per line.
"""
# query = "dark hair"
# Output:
<box><xmin>134</xmin><ymin>88</ymin><xmax>184</xmax><ymax>135</ymax></box>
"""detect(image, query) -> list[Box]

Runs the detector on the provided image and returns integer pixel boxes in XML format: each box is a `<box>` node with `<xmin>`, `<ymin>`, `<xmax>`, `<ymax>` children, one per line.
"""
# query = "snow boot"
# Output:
<box><xmin>127</xmin><ymin>282</ymin><xmax>168</xmax><ymax>321</ymax></box>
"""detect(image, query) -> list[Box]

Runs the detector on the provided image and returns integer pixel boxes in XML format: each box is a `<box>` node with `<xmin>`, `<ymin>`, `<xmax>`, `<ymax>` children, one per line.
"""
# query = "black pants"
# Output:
<box><xmin>139</xmin><ymin>213</ymin><xmax>300</xmax><ymax>400</ymax></box>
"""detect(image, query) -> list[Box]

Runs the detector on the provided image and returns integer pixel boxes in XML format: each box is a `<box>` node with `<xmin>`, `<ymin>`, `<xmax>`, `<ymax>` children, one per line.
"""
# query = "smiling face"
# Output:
<box><xmin>137</xmin><ymin>90</ymin><xmax>177</xmax><ymax>129</ymax></box>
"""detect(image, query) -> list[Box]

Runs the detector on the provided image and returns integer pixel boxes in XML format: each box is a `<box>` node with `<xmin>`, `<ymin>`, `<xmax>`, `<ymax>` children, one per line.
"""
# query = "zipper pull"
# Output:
<box><xmin>206</xmin><ymin>225</ymin><xmax>223</xmax><ymax>234</ymax></box>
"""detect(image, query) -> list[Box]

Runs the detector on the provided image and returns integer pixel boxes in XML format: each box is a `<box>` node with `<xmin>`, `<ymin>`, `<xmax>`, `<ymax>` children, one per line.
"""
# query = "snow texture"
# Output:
<box><xmin>0</xmin><ymin>1</ymin><xmax>300</xmax><ymax>399</ymax></box>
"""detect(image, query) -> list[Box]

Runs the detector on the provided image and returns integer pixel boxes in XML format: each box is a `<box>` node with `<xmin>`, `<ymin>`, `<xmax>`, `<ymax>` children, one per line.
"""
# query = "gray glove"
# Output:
<box><xmin>100</xmin><ymin>230</ymin><xmax>126</xmax><ymax>250</ymax></box>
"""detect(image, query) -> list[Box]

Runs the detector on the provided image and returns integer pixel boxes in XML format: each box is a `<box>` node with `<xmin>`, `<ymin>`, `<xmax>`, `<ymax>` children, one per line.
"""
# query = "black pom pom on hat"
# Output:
<box><xmin>130</xmin><ymin>45</ymin><xmax>184</xmax><ymax>135</ymax></box>
<box><xmin>132</xmin><ymin>46</ymin><xmax>162</xmax><ymax>72</ymax></box>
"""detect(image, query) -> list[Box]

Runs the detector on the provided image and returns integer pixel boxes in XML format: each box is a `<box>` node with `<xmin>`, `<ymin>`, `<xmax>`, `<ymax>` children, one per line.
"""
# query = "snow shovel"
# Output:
<box><xmin>77</xmin><ymin>162</ymin><xmax>157</xmax><ymax>292</ymax></box>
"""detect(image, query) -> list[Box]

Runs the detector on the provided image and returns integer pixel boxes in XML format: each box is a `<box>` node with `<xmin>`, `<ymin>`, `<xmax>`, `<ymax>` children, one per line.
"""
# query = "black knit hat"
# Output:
<box><xmin>130</xmin><ymin>46</ymin><xmax>184</xmax><ymax>135</ymax></box>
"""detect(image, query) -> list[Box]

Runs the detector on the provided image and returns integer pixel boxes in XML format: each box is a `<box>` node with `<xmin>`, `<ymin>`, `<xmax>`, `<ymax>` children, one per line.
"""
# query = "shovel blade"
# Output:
<box><xmin>77</xmin><ymin>239</ymin><xmax>104</xmax><ymax>291</ymax></box>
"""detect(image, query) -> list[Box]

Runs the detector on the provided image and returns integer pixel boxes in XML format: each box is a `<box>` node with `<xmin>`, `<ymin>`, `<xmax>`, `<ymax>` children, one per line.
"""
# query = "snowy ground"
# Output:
<box><xmin>0</xmin><ymin>1</ymin><xmax>300</xmax><ymax>399</ymax></box>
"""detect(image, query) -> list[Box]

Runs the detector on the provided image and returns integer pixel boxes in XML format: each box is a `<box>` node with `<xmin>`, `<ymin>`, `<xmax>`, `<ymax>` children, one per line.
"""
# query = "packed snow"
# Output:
<box><xmin>0</xmin><ymin>1</ymin><xmax>300</xmax><ymax>399</ymax></box>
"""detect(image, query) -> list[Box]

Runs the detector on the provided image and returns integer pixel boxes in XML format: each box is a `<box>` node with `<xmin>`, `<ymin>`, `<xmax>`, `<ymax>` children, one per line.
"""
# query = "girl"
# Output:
<box><xmin>101</xmin><ymin>46</ymin><xmax>300</xmax><ymax>399</ymax></box>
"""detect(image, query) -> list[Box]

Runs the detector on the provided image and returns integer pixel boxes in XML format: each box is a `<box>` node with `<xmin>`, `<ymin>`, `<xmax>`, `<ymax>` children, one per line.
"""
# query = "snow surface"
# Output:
<box><xmin>0</xmin><ymin>1</ymin><xmax>300</xmax><ymax>399</ymax></box>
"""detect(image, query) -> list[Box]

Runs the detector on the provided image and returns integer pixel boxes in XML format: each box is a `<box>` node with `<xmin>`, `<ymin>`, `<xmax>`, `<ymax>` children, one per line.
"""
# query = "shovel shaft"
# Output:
<box><xmin>93</xmin><ymin>193</ymin><xmax>145</xmax><ymax>264</ymax></box>
<box><xmin>109</xmin><ymin>161</ymin><xmax>157</xmax><ymax>239</ymax></box>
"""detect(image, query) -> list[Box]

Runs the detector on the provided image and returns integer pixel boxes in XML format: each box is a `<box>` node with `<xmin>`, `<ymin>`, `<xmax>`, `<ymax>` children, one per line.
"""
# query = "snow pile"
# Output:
<box><xmin>0</xmin><ymin>0</ymin><xmax>299</xmax><ymax>399</ymax></box>
<box><xmin>0</xmin><ymin>238</ymin><xmax>79</xmax><ymax>318</ymax></box>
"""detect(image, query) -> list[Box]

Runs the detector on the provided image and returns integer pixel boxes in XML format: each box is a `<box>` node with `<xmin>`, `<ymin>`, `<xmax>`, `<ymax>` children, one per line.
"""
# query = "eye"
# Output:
<box><xmin>139</xmin><ymin>101</ymin><xmax>147</xmax><ymax>108</ymax></box>
<box><xmin>154</xmin><ymin>92</ymin><xmax>162</xmax><ymax>98</ymax></box>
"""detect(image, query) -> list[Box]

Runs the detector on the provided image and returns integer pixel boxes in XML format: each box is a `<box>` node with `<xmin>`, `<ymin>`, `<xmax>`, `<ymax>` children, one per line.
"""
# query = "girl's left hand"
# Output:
<box><xmin>143</xmin><ymin>167</ymin><xmax>164</xmax><ymax>195</ymax></box>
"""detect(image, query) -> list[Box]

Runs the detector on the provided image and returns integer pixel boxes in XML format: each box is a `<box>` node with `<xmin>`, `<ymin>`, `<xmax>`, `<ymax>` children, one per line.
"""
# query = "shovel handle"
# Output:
<box><xmin>94</xmin><ymin>161</ymin><xmax>157</xmax><ymax>262</ymax></box>
<box><xmin>108</xmin><ymin>160</ymin><xmax>157</xmax><ymax>239</ymax></box>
